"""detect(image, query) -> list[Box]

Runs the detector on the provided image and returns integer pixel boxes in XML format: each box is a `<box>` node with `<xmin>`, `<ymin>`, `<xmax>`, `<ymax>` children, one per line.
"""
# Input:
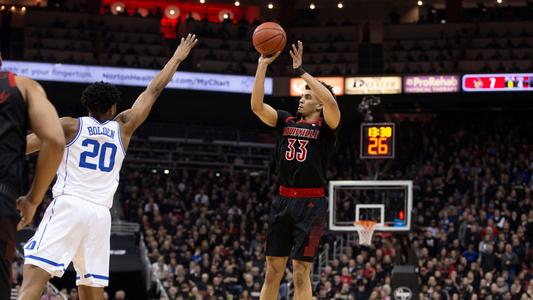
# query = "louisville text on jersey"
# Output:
<box><xmin>283</xmin><ymin>127</ymin><xmax>320</xmax><ymax>139</ymax></box>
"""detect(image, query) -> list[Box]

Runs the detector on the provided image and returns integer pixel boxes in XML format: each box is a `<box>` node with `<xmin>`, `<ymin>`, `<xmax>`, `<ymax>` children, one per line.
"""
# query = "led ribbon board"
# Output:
<box><xmin>463</xmin><ymin>73</ymin><xmax>533</xmax><ymax>92</ymax></box>
<box><xmin>2</xmin><ymin>60</ymin><xmax>273</xmax><ymax>95</ymax></box>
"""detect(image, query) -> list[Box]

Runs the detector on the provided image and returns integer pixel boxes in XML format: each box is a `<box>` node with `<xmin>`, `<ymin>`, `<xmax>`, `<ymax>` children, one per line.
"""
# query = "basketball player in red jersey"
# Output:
<box><xmin>251</xmin><ymin>41</ymin><xmax>341</xmax><ymax>300</ymax></box>
<box><xmin>0</xmin><ymin>52</ymin><xmax>64</xmax><ymax>300</ymax></box>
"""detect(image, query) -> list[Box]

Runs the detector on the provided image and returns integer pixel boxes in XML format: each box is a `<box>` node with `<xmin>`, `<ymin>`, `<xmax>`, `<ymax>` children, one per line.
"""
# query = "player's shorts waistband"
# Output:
<box><xmin>279</xmin><ymin>186</ymin><xmax>325</xmax><ymax>198</ymax></box>
<box><xmin>53</xmin><ymin>194</ymin><xmax>112</xmax><ymax>209</ymax></box>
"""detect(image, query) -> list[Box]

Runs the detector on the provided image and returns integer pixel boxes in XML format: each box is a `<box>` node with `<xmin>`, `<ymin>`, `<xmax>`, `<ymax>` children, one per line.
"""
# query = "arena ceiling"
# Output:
<box><xmin>200</xmin><ymin>0</ymin><xmax>529</xmax><ymax>7</ymax></box>
<box><xmin>1</xmin><ymin>0</ymin><xmax>529</xmax><ymax>9</ymax></box>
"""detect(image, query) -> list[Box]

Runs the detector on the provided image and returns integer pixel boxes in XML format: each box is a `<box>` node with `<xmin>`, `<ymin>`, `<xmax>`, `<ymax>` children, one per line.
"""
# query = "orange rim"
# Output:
<box><xmin>353</xmin><ymin>220</ymin><xmax>378</xmax><ymax>229</ymax></box>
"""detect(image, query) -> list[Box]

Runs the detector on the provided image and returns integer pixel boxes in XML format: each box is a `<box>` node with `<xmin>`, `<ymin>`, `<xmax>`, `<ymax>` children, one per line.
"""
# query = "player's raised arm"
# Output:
<box><xmin>15</xmin><ymin>76</ymin><xmax>65</xmax><ymax>229</ymax></box>
<box><xmin>250</xmin><ymin>52</ymin><xmax>280</xmax><ymax>127</ymax></box>
<box><xmin>115</xmin><ymin>34</ymin><xmax>198</xmax><ymax>138</ymax></box>
<box><xmin>290</xmin><ymin>41</ymin><xmax>340</xmax><ymax>129</ymax></box>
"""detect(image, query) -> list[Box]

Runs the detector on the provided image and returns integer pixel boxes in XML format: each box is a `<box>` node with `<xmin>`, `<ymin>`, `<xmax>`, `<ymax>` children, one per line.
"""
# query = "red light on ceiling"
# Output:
<box><xmin>398</xmin><ymin>210</ymin><xmax>404</xmax><ymax>220</ymax></box>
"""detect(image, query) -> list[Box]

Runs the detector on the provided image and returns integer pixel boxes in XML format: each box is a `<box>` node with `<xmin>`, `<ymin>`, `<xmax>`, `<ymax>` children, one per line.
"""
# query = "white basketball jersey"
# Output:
<box><xmin>52</xmin><ymin>117</ymin><xmax>126</xmax><ymax>208</ymax></box>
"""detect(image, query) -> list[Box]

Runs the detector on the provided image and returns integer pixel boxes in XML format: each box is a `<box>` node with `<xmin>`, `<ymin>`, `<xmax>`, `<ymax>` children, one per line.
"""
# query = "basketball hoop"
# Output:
<box><xmin>353</xmin><ymin>220</ymin><xmax>378</xmax><ymax>246</ymax></box>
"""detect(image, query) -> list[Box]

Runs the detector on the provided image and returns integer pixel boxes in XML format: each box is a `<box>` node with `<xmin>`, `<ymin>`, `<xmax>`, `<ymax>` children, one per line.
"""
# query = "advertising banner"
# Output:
<box><xmin>463</xmin><ymin>73</ymin><xmax>533</xmax><ymax>92</ymax></box>
<box><xmin>403</xmin><ymin>75</ymin><xmax>460</xmax><ymax>93</ymax></box>
<box><xmin>2</xmin><ymin>60</ymin><xmax>273</xmax><ymax>95</ymax></box>
<box><xmin>345</xmin><ymin>76</ymin><xmax>402</xmax><ymax>95</ymax></box>
<box><xmin>290</xmin><ymin>77</ymin><xmax>344</xmax><ymax>96</ymax></box>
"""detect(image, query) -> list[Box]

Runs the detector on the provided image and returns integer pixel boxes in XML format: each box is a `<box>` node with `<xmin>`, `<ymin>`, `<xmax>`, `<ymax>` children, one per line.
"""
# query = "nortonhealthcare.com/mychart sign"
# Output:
<box><xmin>2</xmin><ymin>60</ymin><xmax>273</xmax><ymax>95</ymax></box>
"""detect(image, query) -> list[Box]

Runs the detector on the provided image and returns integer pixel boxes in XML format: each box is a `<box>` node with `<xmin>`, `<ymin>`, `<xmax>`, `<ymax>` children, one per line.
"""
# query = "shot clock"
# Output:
<box><xmin>360</xmin><ymin>123</ymin><xmax>395</xmax><ymax>159</ymax></box>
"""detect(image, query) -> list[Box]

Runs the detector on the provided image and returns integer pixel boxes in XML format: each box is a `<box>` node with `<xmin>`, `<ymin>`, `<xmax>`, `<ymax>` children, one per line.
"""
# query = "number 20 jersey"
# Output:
<box><xmin>52</xmin><ymin>117</ymin><xmax>126</xmax><ymax>208</ymax></box>
<box><xmin>275</xmin><ymin>110</ymin><xmax>337</xmax><ymax>189</ymax></box>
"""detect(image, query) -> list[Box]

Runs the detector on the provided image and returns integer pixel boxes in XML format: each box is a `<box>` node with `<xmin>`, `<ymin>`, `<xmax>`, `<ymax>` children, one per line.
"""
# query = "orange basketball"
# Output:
<box><xmin>252</xmin><ymin>22</ymin><xmax>286</xmax><ymax>57</ymax></box>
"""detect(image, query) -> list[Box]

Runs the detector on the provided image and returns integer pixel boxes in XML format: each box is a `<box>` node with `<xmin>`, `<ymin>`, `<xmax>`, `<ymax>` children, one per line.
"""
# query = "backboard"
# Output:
<box><xmin>329</xmin><ymin>180</ymin><xmax>413</xmax><ymax>232</ymax></box>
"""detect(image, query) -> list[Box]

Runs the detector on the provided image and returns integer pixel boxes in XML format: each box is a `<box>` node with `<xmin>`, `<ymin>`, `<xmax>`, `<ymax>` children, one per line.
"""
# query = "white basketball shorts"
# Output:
<box><xmin>23</xmin><ymin>195</ymin><xmax>111</xmax><ymax>287</ymax></box>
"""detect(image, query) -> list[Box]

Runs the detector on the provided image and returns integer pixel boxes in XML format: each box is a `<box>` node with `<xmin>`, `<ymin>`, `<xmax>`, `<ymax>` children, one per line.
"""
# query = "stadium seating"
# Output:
<box><xmin>186</xmin><ymin>19</ymin><xmax>359</xmax><ymax>76</ymax></box>
<box><xmin>18</xmin><ymin>8</ymin><xmax>533</xmax><ymax>76</ymax></box>
<box><xmin>18</xmin><ymin>117</ymin><xmax>526</xmax><ymax>300</ymax></box>
<box><xmin>23</xmin><ymin>10</ymin><xmax>168</xmax><ymax>68</ymax></box>
<box><xmin>383</xmin><ymin>21</ymin><xmax>533</xmax><ymax>74</ymax></box>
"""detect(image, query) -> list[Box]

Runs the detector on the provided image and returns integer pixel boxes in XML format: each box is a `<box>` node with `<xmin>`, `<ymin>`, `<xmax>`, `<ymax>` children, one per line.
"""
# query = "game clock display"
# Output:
<box><xmin>360</xmin><ymin>123</ymin><xmax>395</xmax><ymax>159</ymax></box>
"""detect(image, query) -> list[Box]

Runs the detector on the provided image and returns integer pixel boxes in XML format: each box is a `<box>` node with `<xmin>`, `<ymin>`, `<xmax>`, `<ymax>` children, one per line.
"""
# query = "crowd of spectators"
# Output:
<box><xmin>4</xmin><ymin>3</ymin><xmax>533</xmax><ymax>297</ymax></box>
<box><xmin>26</xmin><ymin>114</ymin><xmax>526</xmax><ymax>300</ymax></box>
<box><xmin>321</xmin><ymin>116</ymin><xmax>533</xmax><ymax>300</ymax></box>
<box><xmin>9</xmin><ymin>114</ymin><xmax>533</xmax><ymax>299</ymax></box>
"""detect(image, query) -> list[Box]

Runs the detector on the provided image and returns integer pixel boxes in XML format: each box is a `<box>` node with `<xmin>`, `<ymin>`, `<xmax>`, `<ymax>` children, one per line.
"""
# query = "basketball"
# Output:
<box><xmin>252</xmin><ymin>22</ymin><xmax>286</xmax><ymax>57</ymax></box>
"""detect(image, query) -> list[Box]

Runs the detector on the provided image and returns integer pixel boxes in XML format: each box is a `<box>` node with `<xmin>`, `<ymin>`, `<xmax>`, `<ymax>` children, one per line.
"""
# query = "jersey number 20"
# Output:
<box><xmin>79</xmin><ymin>139</ymin><xmax>117</xmax><ymax>172</ymax></box>
<box><xmin>285</xmin><ymin>138</ymin><xmax>308</xmax><ymax>162</ymax></box>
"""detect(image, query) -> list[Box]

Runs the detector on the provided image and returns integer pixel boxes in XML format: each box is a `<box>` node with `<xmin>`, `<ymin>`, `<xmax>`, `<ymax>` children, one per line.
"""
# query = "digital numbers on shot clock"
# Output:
<box><xmin>360</xmin><ymin>123</ymin><xmax>395</xmax><ymax>159</ymax></box>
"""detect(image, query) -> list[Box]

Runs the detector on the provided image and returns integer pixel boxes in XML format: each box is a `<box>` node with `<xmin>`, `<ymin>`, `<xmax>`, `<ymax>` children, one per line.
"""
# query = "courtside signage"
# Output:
<box><xmin>463</xmin><ymin>73</ymin><xmax>533</xmax><ymax>92</ymax></box>
<box><xmin>345</xmin><ymin>76</ymin><xmax>402</xmax><ymax>95</ymax></box>
<box><xmin>290</xmin><ymin>77</ymin><xmax>344</xmax><ymax>96</ymax></box>
<box><xmin>403</xmin><ymin>75</ymin><xmax>460</xmax><ymax>93</ymax></box>
<box><xmin>2</xmin><ymin>60</ymin><xmax>273</xmax><ymax>95</ymax></box>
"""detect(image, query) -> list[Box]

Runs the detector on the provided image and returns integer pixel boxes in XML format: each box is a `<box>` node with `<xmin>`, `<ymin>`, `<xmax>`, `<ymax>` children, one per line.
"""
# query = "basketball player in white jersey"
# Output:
<box><xmin>18</xmin><ymin>34</ymin><xmax>198</xmax><ymax>300</ymax></box>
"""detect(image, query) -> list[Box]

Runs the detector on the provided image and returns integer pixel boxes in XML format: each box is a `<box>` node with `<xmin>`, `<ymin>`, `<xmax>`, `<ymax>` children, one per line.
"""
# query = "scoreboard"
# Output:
<box><xmin>360</xmin><ymin>123</ymin><xmax>395</xmax><ymax>159</ymax></box>
<box><xmin>463</xmin><ymin>73</ymin><xmax>533</xmax><ymax>92</ymax></box>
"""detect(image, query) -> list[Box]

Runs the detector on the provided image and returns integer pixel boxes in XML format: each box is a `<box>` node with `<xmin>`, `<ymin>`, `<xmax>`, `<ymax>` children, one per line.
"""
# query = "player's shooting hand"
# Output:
<box><xmin>289</xmin><ymin>40</ymin><xmax>304</xmax><ymax>69</ymax></box>
<box><xmin>16</xmin><ymin>195</ymin><xmax>39</xmax><ymax>230</ymax></box>
<box><xmin>258</xmin><ymin>51</ymin><xmax>281</xmax><ymax>66</ymax></box>
<box><xmin>174</xmin><ymin>34</ymin><xmax>199</xmax><ymax>62</ymax></box>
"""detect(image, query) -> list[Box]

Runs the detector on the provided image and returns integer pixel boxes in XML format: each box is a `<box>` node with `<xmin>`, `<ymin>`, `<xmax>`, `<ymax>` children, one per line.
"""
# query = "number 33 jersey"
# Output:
<box><xmin>274</xmin><ymin>110</ymin><xmax>338</xmax><ymax>189</ymax></box>
<box><xmin>52</xmin><ymin>117</ymin><xmax>126</xmax><ymax>208</ymax></box>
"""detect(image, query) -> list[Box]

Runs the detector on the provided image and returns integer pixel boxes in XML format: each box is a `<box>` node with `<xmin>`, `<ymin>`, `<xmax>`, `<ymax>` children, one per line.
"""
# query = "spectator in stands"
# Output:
<box><xmin>114</xmin><ymin>290</ymin><xmax>126</xmax><ymax>300</ymax></box>
<box><xmin>69</xmin><ymin>287</ymin><xmax>78</xmax><ymax>300</ymax></box>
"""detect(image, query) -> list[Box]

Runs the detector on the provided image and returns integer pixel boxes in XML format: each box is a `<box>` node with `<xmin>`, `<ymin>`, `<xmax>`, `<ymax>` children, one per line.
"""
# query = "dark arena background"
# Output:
<box><xmin>2</xmin><ymin>0</ymin><xmax>533</xmax><ymax>299</ymax></box>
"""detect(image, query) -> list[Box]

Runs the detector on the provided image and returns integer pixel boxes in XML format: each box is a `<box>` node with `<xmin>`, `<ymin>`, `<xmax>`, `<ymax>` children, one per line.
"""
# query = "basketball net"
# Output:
<box><xmin>353</xmin><ymin>220</ymin><xmax>378</xmax><ymax>246</ymax></box>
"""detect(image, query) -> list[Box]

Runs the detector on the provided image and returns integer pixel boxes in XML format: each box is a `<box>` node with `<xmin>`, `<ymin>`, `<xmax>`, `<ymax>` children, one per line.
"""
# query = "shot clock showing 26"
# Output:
<box><xmin>360</xmin><ymin>123</ymin><xmax>395</xmax><ymax>159</ymax></box>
